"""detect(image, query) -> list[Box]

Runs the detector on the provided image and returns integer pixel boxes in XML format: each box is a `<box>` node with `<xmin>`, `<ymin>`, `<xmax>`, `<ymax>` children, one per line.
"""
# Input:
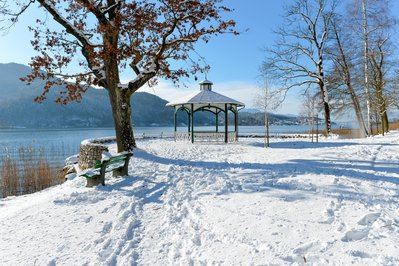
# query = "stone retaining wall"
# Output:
<box><xmin>78</xmin><ymin>137</ymin><xmax>116</xmax><ymax>170</ymax></box>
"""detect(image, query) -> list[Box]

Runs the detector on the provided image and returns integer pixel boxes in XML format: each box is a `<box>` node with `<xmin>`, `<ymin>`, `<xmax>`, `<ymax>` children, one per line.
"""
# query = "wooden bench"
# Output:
<box><xmin>80</xmin><ymin>151</ymin><xmax>133</xmax><ymax>187</ymax></box>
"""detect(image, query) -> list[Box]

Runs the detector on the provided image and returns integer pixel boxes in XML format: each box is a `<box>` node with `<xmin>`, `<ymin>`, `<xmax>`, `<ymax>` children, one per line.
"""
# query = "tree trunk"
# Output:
<box><xmin>322</xmin><ymin>101</ymin><xmax>331</xmax><ymax>135</ymax></box>
<box><xmin>103</xmin><ymin>29</ymin><xmax>136</xmax><ymax>152</ymax></box>
<box><xmin>376</xmin><ymin>87</ymin><xmax>389</xmax><ymax>134</ymax></box>
<box><xmin>108</xmin><ymin>87</ymin><xmax>136</xmax><ymax>152</ymax></box>
<box><xmin>381</xmin><ymin>110</ymin><xmax>389</xmax><ymax>134</ymax></box>
<box><xmin>362</xmin><ymin>0</ymin><xmax>373</xmax><ymax>135</ymax></box>
<box><xmin>332</xmin><ymin>21</ymin><xmax>369</xmax><ymax>137</ymax></box>
<box><xmin>370</xmin><ymin>46</ymin><xmax>389</xmax><ymax>135</ymax></box>
<box><xmin>265</xmin><ymin>112</ymin><xmax>269</xmax><ymax>148</ymax></box>
<box><xmin>348</xmin><ymin>84</ymin><xmax>369</xmax><ymax>137</ymax></box>
<box><xmin>319</xmin><ymin>81</ymin><xmax>332</xmax><ymax>135</ymax></box>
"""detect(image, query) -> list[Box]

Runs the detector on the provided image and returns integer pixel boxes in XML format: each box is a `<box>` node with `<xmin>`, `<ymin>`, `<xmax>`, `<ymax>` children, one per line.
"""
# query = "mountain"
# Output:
<box><xmin>0</xmin><ymin>63</ymin><xmax>308</xmax><ymax>128</ymax></box>
<box><xmin>237</xmin><ymin>111</ymin><xmax>314</xmax><ymax>126</ymax></box>
<box><xmin>0</xmin><ymin>63</ymin><xmax>192</xmax><ymax>128</ymax></box>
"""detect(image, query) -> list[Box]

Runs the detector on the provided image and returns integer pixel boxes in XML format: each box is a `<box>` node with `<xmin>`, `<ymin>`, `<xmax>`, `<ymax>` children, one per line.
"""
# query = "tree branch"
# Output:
<box><xmin>37</xmin><ymin>0</ymin><xmax>106</xmax><ymax>86</ymax></box>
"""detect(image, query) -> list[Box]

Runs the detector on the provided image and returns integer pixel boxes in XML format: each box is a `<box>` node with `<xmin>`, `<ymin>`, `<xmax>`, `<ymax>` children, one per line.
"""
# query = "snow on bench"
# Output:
<box><xmin>79</xmin><ymin>151</ymin><xmax>133</xmax><ymax>187</ymax></box>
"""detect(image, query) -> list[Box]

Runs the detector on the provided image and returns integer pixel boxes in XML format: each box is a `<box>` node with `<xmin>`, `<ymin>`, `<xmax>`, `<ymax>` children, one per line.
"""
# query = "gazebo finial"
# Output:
<box><xmin>199</xmin><ymin>77</ymin><xmax>213</xmax><ymax>91</ymax></box>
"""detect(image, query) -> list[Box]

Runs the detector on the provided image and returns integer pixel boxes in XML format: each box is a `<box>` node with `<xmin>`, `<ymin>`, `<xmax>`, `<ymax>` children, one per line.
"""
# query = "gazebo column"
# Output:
<box><xmin>191</xmin><ymin>104</ymin><xmax>194</xmax><ymax>143</ymax></box>
<box><xmin>224</xmin><ymin>104</ymin><xmax>228</xmax><ymax>143</ymax></box>
<box><xmin>174</xmin><ymin>108</ymin><xmax>177</xmax><ymax>141</ymax></box>
<box><xmin>188</xmin><ymin>109</ymin><xmax>191</xmax><ymax>132</ymax></box>
<box><xmin>216</xmin><ymin>112</ymin><xmax>219</xmax><ymax>132</ymax></box>
<box><xmin>234</xmin><ymin>107</ymin><xmax>238</xmax><ymax>141</ymax></box>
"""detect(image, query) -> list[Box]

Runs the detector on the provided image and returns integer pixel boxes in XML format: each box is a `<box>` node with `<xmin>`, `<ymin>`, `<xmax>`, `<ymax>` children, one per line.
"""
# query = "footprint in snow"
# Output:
<box><xmin>293</xmin><ymin>240</ymin><xmax>320</xmax><ymax>254</ymax></box>
<box><xmin>350</xmin><ymin>250</ymin><xmax>372</xmax><ymax>259</ymax></box>
<box><xmin>84</xmin><ymin>216</ymin><xmax>93</xmax><ymax>223</ymax></box>
<box><xmin>321</xmin><ymin>208</ymin><xmax>335</xmax><ymax>224</ymax></box>
<box><xmin>321</xmin><ymin>200</ymin><xmax>342</xmax><ymax>224</ymax></box>
<box><xmin>341</xmin><ymin>228</ymin><xmax>369</xmax><ymax>242</ymax></box>
<box><xmin>357</xmin><ymin>212</ymin><xmax>381</xmax><ymax>226</ymax></box>
<box><xmin>101</xmin><ymin>221</ymin><xmax>113</xmax><ymax>236</ymax></box>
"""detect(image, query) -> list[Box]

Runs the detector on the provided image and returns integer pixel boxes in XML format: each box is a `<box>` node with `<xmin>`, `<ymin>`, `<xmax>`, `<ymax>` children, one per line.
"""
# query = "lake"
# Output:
<box><xmin>0</xmin><ymin>124</ymin><xmax>323</xmax><ymax>168</ymax></box>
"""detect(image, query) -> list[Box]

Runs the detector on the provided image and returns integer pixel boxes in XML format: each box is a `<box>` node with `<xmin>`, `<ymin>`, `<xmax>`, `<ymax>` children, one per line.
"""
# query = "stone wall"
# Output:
<box><xmin>78</xmin><ymin>137</ymin><xmax>116</xmax><ymax>170</ymax></box>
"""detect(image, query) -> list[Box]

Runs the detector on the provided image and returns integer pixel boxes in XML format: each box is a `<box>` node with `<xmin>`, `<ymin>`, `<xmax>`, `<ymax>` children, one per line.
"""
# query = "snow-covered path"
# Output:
<box><xmin>1</xmin><ymin>132</ymin><xmax>399</xmax><ymax>265</ymax></box>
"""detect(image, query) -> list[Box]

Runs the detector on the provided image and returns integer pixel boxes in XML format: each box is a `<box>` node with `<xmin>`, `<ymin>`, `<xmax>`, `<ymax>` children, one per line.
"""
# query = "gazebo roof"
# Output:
<box><xmin>166</xmin><ymin>80</ymin><xmax>245</xmax><ymax>109</ymax></box>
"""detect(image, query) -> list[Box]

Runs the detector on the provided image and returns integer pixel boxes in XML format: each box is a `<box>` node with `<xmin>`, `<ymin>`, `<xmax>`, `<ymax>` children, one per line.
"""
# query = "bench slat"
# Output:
<box><xmin>105</xmin><ymin>161</ymin><xmax>125</xmax><ymax>172</ymax></box>
<box><xmin>106</xmin><ymin>155</ymin><xmax>129</xmax><ymax>163</ymax></box>
<box><xmin>82</xmin><ymin>151</ymin><xmax>132</xmax><ymax>186</ymax></box>
<box><xmin>80</xmin><ymin>169</ymin><xmax>101</xmax><ymax>179</ymax></box>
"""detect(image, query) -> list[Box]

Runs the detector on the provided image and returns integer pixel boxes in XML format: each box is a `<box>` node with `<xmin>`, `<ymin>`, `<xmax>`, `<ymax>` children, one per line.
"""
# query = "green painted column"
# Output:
<box><xmin>174</xmin><ymin>108</ymin><xmax>177</xmax><ymax>141</ymax></box>
<box><xmin>216</xmin><ymin>112</ymin><xmax>219</xmax><ymax>132</ymax></box>
<box><xmin>191</xmin><ymin>104</ymin><xmax>194</xmax><ymax>143</ymax></box>
<box><xmin>225</xmin><ymin>104</ymin><xmax>228</xmax><ymax>143</ymax></box>
<box><xmin>235</xmin><ymin>107</ymin><xmax>238</xmax><ymax>141</ymax></box>
<box><xmin>188</xmin><ymin>109</ymin><xmax>191</xmax><ymax>132</ymax></box>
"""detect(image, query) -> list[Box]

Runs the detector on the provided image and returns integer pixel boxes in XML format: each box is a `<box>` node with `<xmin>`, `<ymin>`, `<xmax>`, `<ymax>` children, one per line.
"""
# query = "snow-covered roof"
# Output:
<box><xmin>166</xmin><ymin>81</ymin><xmax>245</xmax><ymax>111</ymax></box>
<box><xmin>199</xmin><ymin>79</ymin><xmax>213</xmax><ymax>85</ymax></box>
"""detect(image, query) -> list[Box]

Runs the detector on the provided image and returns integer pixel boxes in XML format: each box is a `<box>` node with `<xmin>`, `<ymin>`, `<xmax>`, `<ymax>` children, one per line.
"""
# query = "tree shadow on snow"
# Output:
<box><xmin>248</xmin><ymin>140</ymin><xmax>399</xmax><ymax>150</ymax></box>
<box><xmin>247</xmin><ymin>141</ymin><xmax>355</xmax><ymax>149</ymax></box>
<box><xmin>130</xmin><ymin>148</ymin><xmax>399</xmax><ymax>206</ymax></box>
<box><xmin>58</xmin><ymin>146</ymin><xmax>397</xmax><ymax>207</ymax></box>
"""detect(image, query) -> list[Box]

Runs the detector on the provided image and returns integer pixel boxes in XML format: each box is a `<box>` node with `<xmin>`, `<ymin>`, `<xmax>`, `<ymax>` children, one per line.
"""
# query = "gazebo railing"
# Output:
<box><xmin>175</xmin><ymin>132</ymin><xmax>192</xmax><ymax>142</ymax></box>
<box><xmin>228</xmin><ymin>132</ymin><xmax>237</xmax><ymax>142</ymax></box>
<box><xmin>174</xmin><ymin>132</ymin><xmax>237</xmax><ymax>142</ymax></box>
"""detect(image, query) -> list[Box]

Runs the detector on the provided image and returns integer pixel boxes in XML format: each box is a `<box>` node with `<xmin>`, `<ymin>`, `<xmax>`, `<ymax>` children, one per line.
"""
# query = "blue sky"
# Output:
<box><xmin>1</xmin><ymin>0</ymin><xmax>398</xmax><ymax>116</ymax></box>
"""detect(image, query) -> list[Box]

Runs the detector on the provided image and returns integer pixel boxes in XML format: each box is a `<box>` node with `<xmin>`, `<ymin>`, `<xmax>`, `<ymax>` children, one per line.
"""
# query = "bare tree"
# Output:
<box><xmin>254</xmin><ymin>77</ymin><xmax>281</xmax><ymax>148</ymax></box>
<box><xmin>361</xmin><ymin>0</ymin><xmax>373</xmax><ymax>135</ymax></box>
<box><xmin>347</xmin><ymin>0</ymin><xmax>395</xmax><ymax>135</ymax></box>
<box><xmin>328</xmin><ymin>17</ymin><xmax>369</xmax><ymax>137</ymax></box>
<box><xmin>300</xmin><ymin>90</ymin><xmax>317</xmax><ymax>142</ymax></box>
<box><xmin>369</xmin><ymin>38</ymin><xmax>390</xmax><ymax>134</ymax></box>
<box><xmin>262</xmin><ymin>0</ymin><xmax>337</xmax><ymax>135</ymax></box>
<box><xmin>1</xmin><ymin>0</ymin><xmax>237</xmax><ymax>151</ymax></box>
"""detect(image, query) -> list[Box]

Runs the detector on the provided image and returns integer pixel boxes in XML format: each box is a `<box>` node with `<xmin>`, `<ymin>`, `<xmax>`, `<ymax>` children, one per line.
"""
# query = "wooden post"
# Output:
<box><xmin>122</xmin><ymin>153</ymin><xmax>132</xmax><ymax>176</ymax></box>
<box><xmin>100</xmin><ymin>163</ymin><xmax>107</xmax><ymax>186</ymax></box>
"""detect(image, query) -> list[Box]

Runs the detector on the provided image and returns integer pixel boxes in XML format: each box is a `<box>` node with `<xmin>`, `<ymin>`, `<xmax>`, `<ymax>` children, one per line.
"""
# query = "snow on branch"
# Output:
<box><xmin>38</xmin><ymin>0</ymin><xmax>97</xmax><ymax>48</ymax></box>
<box><xmin>100</xmin><ymin>0</ymin><xmax>121</xmax><ymax>15</ymax></box>
<box><xmin>80</xmin><ymin>0</ymin><xmax>111</xmax><ymax>26</ymax></box>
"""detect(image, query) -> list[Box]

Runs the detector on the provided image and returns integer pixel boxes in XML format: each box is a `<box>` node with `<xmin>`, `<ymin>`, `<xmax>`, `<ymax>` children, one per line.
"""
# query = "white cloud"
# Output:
<box><xmin>135</xmin><ymin>79</ymin><xmax>302</xmax><ymax>115</ymax></box>
<box><xmin>137</xmin><ymin>79</ymin><xmax>260</xmax><ymax>107</ymax></box>
<box><xmin>115</xmin><ymin>77</ymin><xmax>304</xmax><ymax>115</ymax></box>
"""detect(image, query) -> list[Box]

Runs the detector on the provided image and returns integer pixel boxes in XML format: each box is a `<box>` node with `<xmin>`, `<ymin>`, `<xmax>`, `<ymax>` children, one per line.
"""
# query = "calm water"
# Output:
<box><xmin>0</xmin><ymin>125</ymin><xmax>319</xmax><ymax>167</ymax></box>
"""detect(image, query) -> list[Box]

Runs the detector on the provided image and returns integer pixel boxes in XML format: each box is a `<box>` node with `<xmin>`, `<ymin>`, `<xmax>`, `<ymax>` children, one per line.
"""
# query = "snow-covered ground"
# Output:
<box><xmin>1</xmin><ymin>132</ymin><xmax>399</xmax><ymax>265</ymax></box>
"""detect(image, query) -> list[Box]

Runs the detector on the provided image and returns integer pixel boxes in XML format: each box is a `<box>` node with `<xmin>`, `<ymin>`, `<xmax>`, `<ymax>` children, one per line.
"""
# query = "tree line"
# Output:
<box><xmin>262</xmin><ymin>0</ymin><xmax>398</xmax><ymax>137</ymax></box>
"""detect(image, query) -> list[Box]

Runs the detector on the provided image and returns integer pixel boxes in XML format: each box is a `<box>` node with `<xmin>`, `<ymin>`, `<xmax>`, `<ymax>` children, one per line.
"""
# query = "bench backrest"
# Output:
<box><xmin>93</xmin><ymin>153</ymin><xmax>130</xmax><ymax>172</ymax></box>
<box><xmin>105</xmin><ymin>155</ymin><xmax>129</xmax><ymax>172</ymax></box>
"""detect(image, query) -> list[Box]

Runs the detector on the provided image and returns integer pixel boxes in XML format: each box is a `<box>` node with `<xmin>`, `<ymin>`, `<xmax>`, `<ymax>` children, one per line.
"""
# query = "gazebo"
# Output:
<box><xmin>166</xmin><ymin>79</ymin><xmax>245</xmax><ymax>143</ymax></box>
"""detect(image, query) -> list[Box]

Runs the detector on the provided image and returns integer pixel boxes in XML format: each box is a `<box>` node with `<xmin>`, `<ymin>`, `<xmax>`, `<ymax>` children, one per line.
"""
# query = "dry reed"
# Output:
<box><xmin>1</xmin><ymin>145</ymin><xmax>65</xmax><ymax>197</ymax></box>
<box><xmin>330</xmin><ymin>121</ymin><xmax>399</xmax><ymax>139</ymax></box>
<box><xmin>1</xmin><ymin>157</ymin><xmax>18</xmax><ymax>198</ymax></box>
